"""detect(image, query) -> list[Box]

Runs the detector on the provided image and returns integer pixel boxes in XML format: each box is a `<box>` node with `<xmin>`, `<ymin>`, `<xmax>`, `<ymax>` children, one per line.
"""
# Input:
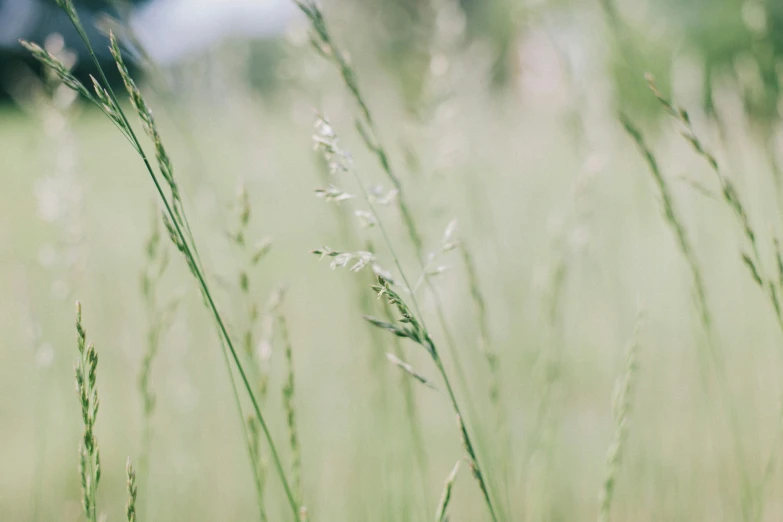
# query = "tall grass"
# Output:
<box><xmin>310</xmin><ymin>114</ymin><xmax>500</xmax><ymax>521</ymax></box>
<box><xmin>643</xmin><ymin>74</ymin><xmax>783</xmax><ymax>522</ymax></box>
<box><xmin>621</xmin><ymin>112</ymin><xmax>755</xmax><ymax>519</ymax></box>
<box><xmin>298</xmin><ymin>0</ymin><xmax>507</xmax><ymax>512</ymax></box>
<box><xmin>597</xmin><ymin>310</ymin><xmax>643</xmax><ymax>522</ymax></box>
<box><xmin>293</xmin><ymin>1</ymin><xmax>481</xmax><ymax>428</ymax></box>
<box><xmin>23</xmin><ymin>0</ymin><xmax>300</xmax><ymax>517</ymax></box>
<box><xmin>12</xmin><ymin>0</ymin><xmax>783</xmax><ymax>520</ymax></box>
<box><xmin>313</xmin><ymin>148</ymin><xmax>431</xmax><ymax>514</ymax></box>
<box><xmin>75</xmin><ymin>302</ymin><xmax>140</xmax><ymax>522</ymax></box>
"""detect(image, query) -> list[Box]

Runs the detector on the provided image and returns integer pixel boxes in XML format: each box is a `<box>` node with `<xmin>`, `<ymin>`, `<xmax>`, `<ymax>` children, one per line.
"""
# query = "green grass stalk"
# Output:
<box><xmin>292</xmin><ymin>0</ymin><xmax>477</xmax><ymax>424</ymax></box>
<box><xmin>597</xmin><ymin>311</ymin><xmax>642</xmax><ymax>522</ymax></box>
<box><xmin>312</xmin><ymin>116</ymin><xmax>500</xmax><ymax>521</ymax></box>
<box><xmin>74</xmin><ymin>302</ymin><xmax>100</xmax><ymax>522</ymax></box>
<box><xmin>621</xmin><ymin>113</ymin><xmax>754</xmax><ymax>520</ymax></box>
<box><xmin>434</xmin><ymin>460</ymin><xmax>461</xmax><ymax>522</ymax></box>
<box><xmin>643</xmin><ymin>75</ymin><xmax>783</xmax><ymax>522</ymax></box>
<box><xmin>23</xmin><ymin>2</ymin><xmax>299</xmax><ymax>516</ymax></box>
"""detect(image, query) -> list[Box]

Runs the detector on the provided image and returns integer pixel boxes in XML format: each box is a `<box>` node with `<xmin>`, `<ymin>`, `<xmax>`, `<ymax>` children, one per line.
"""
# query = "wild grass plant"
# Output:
<box><xmin>310</xmin><ymin>114</ymin><xmax>500</xmax><ymax>521</ymax></box>
<box><xmin>621</xmin><ymin>112</ymin><xmax>756</xmax><ymax>520</ymax></box>
<box><xmin>75</xmin><ymin>302</ymin><xmax>139</xmax><ymax>522</ymax></box>
<box><xmin>23</xmin><ymin>0</ymin><xmax>302</xmax><ymax>518</ymax></box>
<box><xmin>74</xmin><ymin>302</ymin><xmax>101</xmax><ymax>522</ymax></box>
<box><xmin>293</xmin><ymin>1</ymin><xmax>481</xmax><ymax>424</ymax></box>
<box><xmin>642</xmin><ymin>74</ymin><xmax>783</xmax><ymax>522</ymax></box>
<box><xmin>10</xmin><ymin>0</ymin><xmax>783</xmax><ymax>520</ymax></box>
<box><xmin>312</xmin><ymin>130</ymin><xmax>430</xmax><ymax>519</ymax></box>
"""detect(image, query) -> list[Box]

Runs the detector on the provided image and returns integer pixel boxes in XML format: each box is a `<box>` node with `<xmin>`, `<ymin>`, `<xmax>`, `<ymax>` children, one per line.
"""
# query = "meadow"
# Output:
<box><xmin>3</xmin><ymin>0</ymin><xmax>783</xmax><ymax>520</ymax></box>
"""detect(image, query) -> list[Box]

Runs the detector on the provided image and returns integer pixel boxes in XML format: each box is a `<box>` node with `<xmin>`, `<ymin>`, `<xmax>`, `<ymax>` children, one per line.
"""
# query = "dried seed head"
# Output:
<box><xmin>367</xmin><ymin>185</ymin><xmax>399</xmax><ymax>205</ymax></box>
<box><xmin>311</xmin><ymin>247</ymin><xmax>376</xmax><ymax>272</ymax></box>
<box><xmin>314</xmin><ymin>185</ymin><xmax>354</xmax><ymax>203</ymax></box>
<box><xmin>20</xmin><ymin>40</ymin><xmax>91</xmax><ymax>100</ymax></box>
<box><xmin>313</xmin><ymin>114</ymin><xmax>352</xmax><ymax>174</ymax></box>
<box><xmin>354</xmin><ymin>210</ymin><xmax>377</xmax><ymax>228</ymax></box>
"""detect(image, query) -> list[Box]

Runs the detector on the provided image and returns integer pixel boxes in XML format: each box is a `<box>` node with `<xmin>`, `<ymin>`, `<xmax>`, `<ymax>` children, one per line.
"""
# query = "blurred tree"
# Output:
<box><xmin>599</xmin><ymin>0</ymin><xmax>675</xmax><ymax>119</ymax></box>
<box><xmin>347</xmin><ymin>0</ymin><xmax>526</xmax><ymax>111</ymax></box>
<box><xmin>0</xmin><ymin>0</ymin><xmax>131</xmax><ymax>100</ymax></box>
<box><xmin>604</xmin><ymin>0</ymin><xmax>783</xmax><ymax>128</ymax></box>
<box><xmin>660</xmin><ymin>0</ymin><xmax>781</xmax><ymax>124</ymax></box>
<box><xmin>459</xmin><ymin>0</ymin><xmax>522</xmax><ymax>88</ymax></box>
<box><xmin>352</xmin><ymin>0</ymin><xmax>436</xmax><ymax>112</ymax></box>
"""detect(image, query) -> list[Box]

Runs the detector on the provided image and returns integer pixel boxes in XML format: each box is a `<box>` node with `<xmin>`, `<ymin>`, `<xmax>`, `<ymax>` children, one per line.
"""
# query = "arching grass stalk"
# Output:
<box><xmin>292</xmin><ymin>0</ymin><xmax>476</xmax><ymax>415</ymax></box>
<box><xmin>643</xmin><ymin>75</ymin><xmax>783</xmax><ymax>522</ymax></box>
<box><xmin>381</xmin><ymin>298</ymin><xmax>432</xmax><ymax>513</ymax></box>
<box><xmin>368</xmin><ymin>276</ymin><xmax>499</xmax><ymax>522</ymax></box>
<box><xmin>311</xmin><ymin>115</ymin><xmax>500</xmax><ymax>521</ymax></box>
<box><xmin>620</xmin><ymin>117</ymin><xmax>712</xmax><ymax>348</ymax></box>
<box><xmin>22</xmin><ymin>1</ymin><xmax>299</xmax><ymax>517</ymax></box>
<box><xmin>645</xmin><ymin>75</ymin><xmax>783</xmax><ymax>334</ymax></box>
<box><xmin>621</xmin><ymin>114</ymin><xmax>754</xmax><ymax>520</ymax></box>
<box><xmin>314</xmin><ymin>162</ymin><xmax>431</xmax><ymax>514</ymax></box>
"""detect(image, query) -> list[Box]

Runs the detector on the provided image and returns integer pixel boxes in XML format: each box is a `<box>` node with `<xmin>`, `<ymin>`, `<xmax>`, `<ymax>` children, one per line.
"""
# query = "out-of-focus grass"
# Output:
<box><xmin>1</xmin><ymin>39</ymin><xmax>783</xmax><ymax>520</ymax></box>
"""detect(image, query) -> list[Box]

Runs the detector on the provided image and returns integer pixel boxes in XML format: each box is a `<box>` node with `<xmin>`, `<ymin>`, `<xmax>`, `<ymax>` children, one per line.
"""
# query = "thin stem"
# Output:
<box><xmin>295</xmin><ymin>0</ymin><xmax>476</xmax><ymax>424</ymax></box>
<box><xmin>317</xmin><ymin>156</ymin><xmax>430</xmax><ymax>514</ymax></box>
<box><xmin>53</xmin><ymin>6</ymin><xmax>299</xmax><ymax>517</ymax></box>
<box><xmin>342</xmin><ymin>144</ymin><xmax>500</xmax><ymax>522</ymax></box>
<box><xmin>217</xmin><ymin>335</ymin><xmax>269</xmax><ymax>521</ymax></box>
<box><xmin>622</xmin><ymin>114</ymin><xmax>754</xmax><ymax>520</ymax></box>
<box><xmin>433</xmin><ymin>353</ymin><xmax>499</xmax><ymax>522</ymax></box>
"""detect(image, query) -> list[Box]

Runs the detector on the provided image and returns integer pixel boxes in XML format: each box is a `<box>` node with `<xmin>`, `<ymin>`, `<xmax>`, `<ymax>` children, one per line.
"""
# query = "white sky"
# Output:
<box><xmin>130</xmin><ymin>0</ymin><xmax>297</xmax><ymax>64</ymax></box>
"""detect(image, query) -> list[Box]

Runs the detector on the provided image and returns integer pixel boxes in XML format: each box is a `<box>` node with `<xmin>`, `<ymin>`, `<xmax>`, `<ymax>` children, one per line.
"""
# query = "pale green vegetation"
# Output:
<box><xmin>4</xmin><ymin>0</ymin><xmax>783</xmax><ymax>521</ymax></box>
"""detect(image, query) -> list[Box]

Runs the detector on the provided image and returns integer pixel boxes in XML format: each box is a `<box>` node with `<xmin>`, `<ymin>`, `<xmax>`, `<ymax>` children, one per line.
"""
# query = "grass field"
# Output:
<box><xmin>3</xmin><ymin>1</ymin><xmax>783</xmax><ymax>520</ymax></box>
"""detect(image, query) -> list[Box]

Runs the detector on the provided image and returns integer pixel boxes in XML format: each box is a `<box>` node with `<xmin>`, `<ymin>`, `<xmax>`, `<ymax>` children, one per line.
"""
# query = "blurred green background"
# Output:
<box><xmin>4</xmin><ymin>0</ymin><xmax>783</xmax><ymax>520</ymax></box>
